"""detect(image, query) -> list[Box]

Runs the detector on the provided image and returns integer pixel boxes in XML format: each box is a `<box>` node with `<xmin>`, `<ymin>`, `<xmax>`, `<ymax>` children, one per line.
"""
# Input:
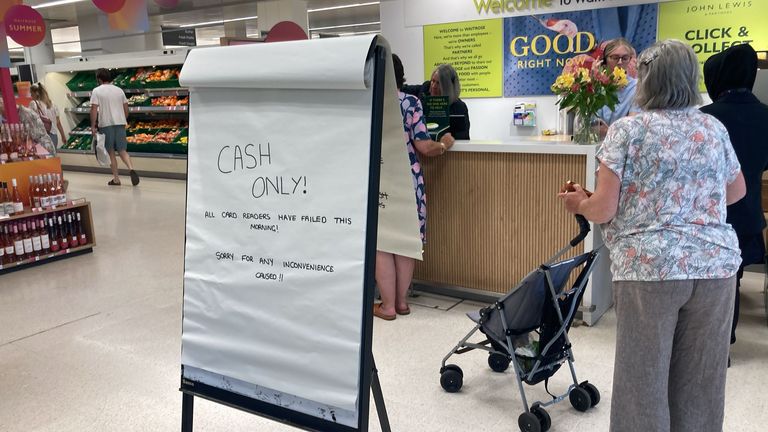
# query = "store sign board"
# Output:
<box><xmin>4</xmin><ymin>4</ymin><xmax>45</xmax><ymax>47</ymax></box>
<box><xmin>179</xmin><ymin>35</ymin><xmax>419</xmax><ymax>430</ymax></box>
<box><xmin>405</xmin><ymin>0</ymin><xmax>674</xmax><ymax>27</ymax></box>
<box><xmin>423</xmin><ymin>19</ymin><xmax>503</xmax><ymax>98</ymax></box>
<box><xmin>657</xmin><ymin>0</ymin><xmax>768</xmax><ymax>92</ymax></box>
<box><xmin>162</xmin><ymin>27</ymin><xmax>196</xmax><ymax>46</ymax></box>
<box><xmin>502</xmin><ymin>4</ymin><xmax>658</xmax><ymax>96</ymax></box>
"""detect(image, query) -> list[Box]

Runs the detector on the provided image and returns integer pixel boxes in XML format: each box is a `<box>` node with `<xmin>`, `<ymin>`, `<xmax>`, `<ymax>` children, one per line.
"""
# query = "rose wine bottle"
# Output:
<box><xmin>3</xmin><ymin>224</ymin><xmax>14</xmax><ymax>261</ymax></box>
<box><xmin>10</xmin><ymin>178</ymin><xmax>24</xmax><ymax>215</ymax></box>
<box><xmin>48</xmin><ymin>216</ymin><xmax>60</xmax><ymax>253</ymax></box>
<box><xmin>0</xmin><ymin>224</ymin><xmax>6</xmax><ymax>265</ymax></box>
<box><xmin>29</xmin><ymin>175</ymin><xmax>38</xmax><ymax>208</ymax></box>
<box><xmin>58</xmin><ymin>215</ymin><xmax>69</xmax><ymax>250</ymax></box>
<box><xmin>0</xmin><ymin>126</ymin><xmax>8</xmax><ymax>162</ymax></box>
<box><xmin>76</xmin><ymin>212</ymin><xmax>87</xmax><ymax>244</ymax></box>
<box><xmin>56</xmin><ymin>174</ymin><xmax>66</xmax><ymax>206</ymax></box>
<box><xmin>3</xmin><ymin>182</ymin><xmax>14</xmax><ymax>216</ymax></box>
<box><xmin>30</xmin><ymin>219</ymin><xmax>42</xmax><ymax>256</ymax></box>
<box><xmin>12</xmin><ymin>223</ymin><xmax>24</xmax><ymax>261</ymax></box>
<box><xmin>21</xmin><ymin>221</ymin><xmax>34</xmax><ymax>257</ymax></box>
<box><xmin>0</xmin><ymin>183</ymin><xmax>7</xmax><ymax>217</ymax></box>
<box><xmin>67</xmin><ymin>213</ymin><xmax>78</xmax><ymax>248</ymax></box>
<box><xmin>39</xmin><ymin>175</ymin><xmax>50</xmax><ymax>209</ymax></box>
<box><xmin>39</xmin><ymin>218</ymin><xmax>50</xmax><ymax>253</ymax></box>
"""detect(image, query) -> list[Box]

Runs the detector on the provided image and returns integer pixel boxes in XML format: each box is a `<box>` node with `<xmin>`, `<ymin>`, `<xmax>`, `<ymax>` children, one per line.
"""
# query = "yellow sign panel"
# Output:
<box><xmin>424</xmin><ymin>19</ymin><xmax>503</xmax><ymax>98</ymax></box>
<box><xmin>658</xmin><ymin>0</ymin><xmax>767</xmax><ymax>90</ymax></box>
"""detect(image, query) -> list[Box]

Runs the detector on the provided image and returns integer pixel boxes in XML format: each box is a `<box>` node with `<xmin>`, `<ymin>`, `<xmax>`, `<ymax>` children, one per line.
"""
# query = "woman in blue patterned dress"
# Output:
<box><xmin>559</xmin><ymin>40</ymin><xmax>745</xmax><ymax>431</ymax></box>
<box><xmin>373</xmin><ymin>54</ymin><xmax>455</xmax><ymax>321</ymax></box>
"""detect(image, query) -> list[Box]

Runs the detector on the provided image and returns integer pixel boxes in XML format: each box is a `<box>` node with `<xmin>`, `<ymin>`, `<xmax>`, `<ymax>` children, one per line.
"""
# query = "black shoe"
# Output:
<box><xmin>130</xmin><ymin>170</ymin><xmax>140</xmax><ymax>186</ymax></box>
<box><xmin>728</xmin><ymin>355</ymin><xmax>731</xmax><ymax>368</ymax></box>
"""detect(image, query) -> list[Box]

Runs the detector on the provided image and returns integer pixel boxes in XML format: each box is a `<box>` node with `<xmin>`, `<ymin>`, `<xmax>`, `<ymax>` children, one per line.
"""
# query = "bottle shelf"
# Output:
<box><xmin>0</xmin><ymin>243</ymin><xmax>94</xmax><ymax>272</ymax></box>
<box><xmin>0</xmin><ymin>199</ymin><xmax>89</xmax><ymax>223</ymax></box>
<box><xmin>0</xmin><ymin>200</ymin><xmax>96</xmax><ymax>276</ymax></box>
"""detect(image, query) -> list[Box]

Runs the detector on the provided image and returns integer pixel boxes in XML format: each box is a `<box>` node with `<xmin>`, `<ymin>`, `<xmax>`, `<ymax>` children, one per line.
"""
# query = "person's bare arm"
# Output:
<box><xmin>413</xmin><ymin>133</ymin><xmax>455</xmax><ymax>157</ymax></box>
<box><xmin>726</xmin><ymin>171</ymin><xmax>746</xmax><ymax>205</ymax></box>
<box><xmin>90</xmin><ymin>104</ymin><xmax>98</xmax><ymax>134</ymax></box>
<box><xmin>123</xmin><ymin>102</ymin><xmax>129</xmax><ymax>119</ymax></box>
<box><xmin>558</xmin><ymin>162</ymin><xmax>621</xmax><ymax>224</ymax></box>
<box><xmin>56</xmin><ymin>116</ymin><xmax>66</xmax><ymax>143</ymax></box>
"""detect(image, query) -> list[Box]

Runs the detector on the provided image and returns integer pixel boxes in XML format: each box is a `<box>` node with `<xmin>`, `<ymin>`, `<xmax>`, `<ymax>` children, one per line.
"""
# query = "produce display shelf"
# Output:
<box><xmin>66</xmin><ymin>106</ymin><xmax>188</xmax><ymax>114</ymax></box>
<box><xmin>57</xmin><ymin>148</ymin><xmax>187</xmax><ymax>159</ymax></box>
<box><xmin>67</xmin><ymin>88</ymin><xmax>188</xmax><ymax>98</ymax></box>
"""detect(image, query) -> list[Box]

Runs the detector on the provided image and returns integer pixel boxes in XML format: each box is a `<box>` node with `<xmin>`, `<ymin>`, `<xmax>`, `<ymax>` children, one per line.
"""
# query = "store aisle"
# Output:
<box><xmin>1</xmin><ymin>172</ymin><xmax>767</xmax><ymax>431</ymax></box>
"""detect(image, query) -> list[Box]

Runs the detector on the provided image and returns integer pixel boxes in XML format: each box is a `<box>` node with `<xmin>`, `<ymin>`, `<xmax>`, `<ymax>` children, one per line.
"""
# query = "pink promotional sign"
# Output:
<box><xmin>4</xmin><ymin>4</ymin><xmax>45</xmax><ymax>47</ymax></box>
<box><xmin>92</xmin><ymin>0</ymin><xmax>126</xmax><ymax>14</ymax></box>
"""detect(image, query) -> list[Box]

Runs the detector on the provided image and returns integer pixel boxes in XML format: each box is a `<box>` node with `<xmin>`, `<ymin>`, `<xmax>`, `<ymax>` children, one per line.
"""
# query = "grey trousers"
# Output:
<box><xmin>609</xmin><ymin>277</ymin><xmax>735</xmax><ymax>432</ymax></box>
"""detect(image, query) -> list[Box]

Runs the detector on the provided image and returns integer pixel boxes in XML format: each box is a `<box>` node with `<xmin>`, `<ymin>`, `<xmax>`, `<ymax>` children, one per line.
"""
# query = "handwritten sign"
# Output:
<box><xmin>179</xmin><ymin>35</ymin><xmax>418</xmax><ymax>429</ymax></box>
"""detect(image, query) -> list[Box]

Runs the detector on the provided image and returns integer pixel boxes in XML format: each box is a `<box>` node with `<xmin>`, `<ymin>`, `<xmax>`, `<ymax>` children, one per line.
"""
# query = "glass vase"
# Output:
<box><xmin>573</xmin><ymin>111</ymin><xmax>600</xmax><ymax>145</ymax></box>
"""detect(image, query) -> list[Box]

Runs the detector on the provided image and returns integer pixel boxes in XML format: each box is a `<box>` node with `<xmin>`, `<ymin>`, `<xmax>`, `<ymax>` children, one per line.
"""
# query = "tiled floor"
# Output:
<box><xmin>1</xmin><ymin>172</ymin><xmax>767</xmax><ymax>431</ymax></box>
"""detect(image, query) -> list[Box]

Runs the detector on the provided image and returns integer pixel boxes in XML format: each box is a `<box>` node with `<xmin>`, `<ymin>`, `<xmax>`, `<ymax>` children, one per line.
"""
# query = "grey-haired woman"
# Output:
<box><xmin>429</xmin><ymin>64</ymin><xmax>470</xmax><ymax>139</ymax></box>
<box><xmin>559</xmin><ymin>39</ymin><xmax>745</xmax><ymax>432</ymax></box>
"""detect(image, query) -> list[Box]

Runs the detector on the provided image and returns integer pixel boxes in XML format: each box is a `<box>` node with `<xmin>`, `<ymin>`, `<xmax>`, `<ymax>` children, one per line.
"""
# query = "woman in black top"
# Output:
<box><xmin>701</xmin><ymin>43</ymin><xmax>768</xmax><ymax>346</ymax></box>
<box><xmin>428</xmin><ymin>64</ymin><xmax>471</xmax><ymax>140</ymax></box>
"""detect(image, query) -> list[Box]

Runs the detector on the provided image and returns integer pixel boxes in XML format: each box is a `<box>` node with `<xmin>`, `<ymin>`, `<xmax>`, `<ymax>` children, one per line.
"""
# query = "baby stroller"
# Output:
<box><xmin>439</xmin><ymin>215</ymin><xmax>600</xmax><ymax>432</ymax></box>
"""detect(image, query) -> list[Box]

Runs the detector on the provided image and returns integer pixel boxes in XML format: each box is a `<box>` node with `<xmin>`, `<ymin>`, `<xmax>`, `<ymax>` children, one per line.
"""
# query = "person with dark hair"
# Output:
<box><xmin>701</xmin><ymin>43</ymin><xmax>768</xmax><ymax>350</ymax></box>
<box><xmin>373</xmin><ymin>54</ymin><xmax>455</xmax><ymax>321</ymax></box>
<box><xmin>90</xmin><ymin>68</ymin><xmax>139</xmax><ymax>186</ymax></box>
<box><xmin>560</xmin><ymin>40</ymin><xmax>745</xmax><ymax>431</ymax></box>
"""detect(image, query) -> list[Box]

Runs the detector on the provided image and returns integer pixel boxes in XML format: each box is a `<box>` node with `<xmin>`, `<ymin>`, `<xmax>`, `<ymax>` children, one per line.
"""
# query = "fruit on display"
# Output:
<box><xmin>150</xmin><ymin>96</ymin><xmax>189</xmax><ymax>106</ymax></box>
<box><xmin>152</xmin><ymin>130</ymin><xmax>181</xmax><ymax>143</ymax></box>
<box><xmin>146</xmin><ymin>68</ymin><xmax>180</xmax><ymax>82</ymax></box>
<box><xmin>127</xmin><ymin>95</ymin><xmax>150</xmax><ymax>106</ymax></box>
<box><xmin>63</xmin><ymin>134</ymin><xmax>93</xmax><ymax>150</ymax></box>
<box><xmin>126</xmin><ymin>133</ymin><xmax>155</xmax><ymax>144</ymax></box>
<box><xmin>127</xmin><ymin>119</ymin><xmax>187</xmax><ymax>132</ymax></box>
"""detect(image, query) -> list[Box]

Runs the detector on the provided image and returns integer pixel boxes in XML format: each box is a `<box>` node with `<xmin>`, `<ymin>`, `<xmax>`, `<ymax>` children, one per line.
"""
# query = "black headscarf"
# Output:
<box><xmin>703</xmin><ymin>43</ymin><xmax>758</xmax><ymax>101</ymax></box>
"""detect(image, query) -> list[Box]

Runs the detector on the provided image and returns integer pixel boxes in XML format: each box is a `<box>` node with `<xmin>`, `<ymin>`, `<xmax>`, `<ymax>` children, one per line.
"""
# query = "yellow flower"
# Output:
<box><xmin>612</xmin><ymin>66</ymin><xmax>628</xmax><ymax>87</ymax></box>
<box><xmin>578</xmin><ymin>68</ymin><xmax>591</xmax><ymax>83</ymax></box>
<box><xmin>553</xmin><ymin>73</ymin><xmax>575</xmax><ymax>91</ymax></box>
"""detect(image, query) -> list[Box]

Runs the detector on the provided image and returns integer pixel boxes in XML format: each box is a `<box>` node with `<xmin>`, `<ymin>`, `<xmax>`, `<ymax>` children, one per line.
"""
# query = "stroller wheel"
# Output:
<box><xmin>440</xmin><ymin>365</ymin><xmax>463</xmax><ymax>393</ymax></box>
<box><xmin>518</xmin><ymin>412</ymin><xmax>542</xmax><ymax>432</ymax></box>
<box><xmin>569</xmin><ymin>386</ymin><xmax>592</xmax><ymax>412</ymax></box>
<box><xmin>530</xmin><ymin>405</ymin><xmax>551</xmax><ymax>431</ymax></box>
<box><xmin>579</xmin><ymin>381</ymin><xmax>600</xmax><ymax>407</ymax></box>
<box><xmin>488</xmin><ymin>353</ymin><xmax>511</xmax><ymax>373</ymax></box>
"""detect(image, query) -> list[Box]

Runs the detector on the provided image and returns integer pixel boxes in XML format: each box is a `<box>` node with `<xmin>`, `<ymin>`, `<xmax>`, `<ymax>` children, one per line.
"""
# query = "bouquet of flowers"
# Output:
<box><xmin>551</xmin><ymin>55</ymin><xmax>629</xmax><ymax>144</ymax></box>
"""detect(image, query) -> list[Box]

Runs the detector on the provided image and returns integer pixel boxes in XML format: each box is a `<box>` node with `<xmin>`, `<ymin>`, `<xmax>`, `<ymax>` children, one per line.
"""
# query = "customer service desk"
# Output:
<box><xmin>413</xmin><ymin>137</ymin><xmax>612</xmax><ymax>326</ymax></box>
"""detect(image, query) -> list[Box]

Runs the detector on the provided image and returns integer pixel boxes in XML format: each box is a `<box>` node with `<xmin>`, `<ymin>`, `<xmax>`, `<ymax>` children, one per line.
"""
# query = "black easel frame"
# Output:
<box><xmin>179</xmin><ymin>40</ymin><xmax>390</xmax><ymax>432</ymax></box>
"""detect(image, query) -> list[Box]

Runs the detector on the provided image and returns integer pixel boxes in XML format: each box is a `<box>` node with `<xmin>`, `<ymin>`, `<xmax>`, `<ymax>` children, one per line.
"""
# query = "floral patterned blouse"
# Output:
<box><xmin>597</xmin><ymin>108</ymin><xmax>742</xmax><ymax>281</ymax></box>
<box><xmin>398</xmin><ymin>91</ymin><xmax>429</xmax><ymax>243</ymax></box>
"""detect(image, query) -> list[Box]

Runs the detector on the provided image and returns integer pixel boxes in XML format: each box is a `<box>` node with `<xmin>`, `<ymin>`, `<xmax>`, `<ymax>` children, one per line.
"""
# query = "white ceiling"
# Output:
<box><xmin>9</xmin><ymin>0</ymin><xmax>381</xmax><ymax>58</ymax></box>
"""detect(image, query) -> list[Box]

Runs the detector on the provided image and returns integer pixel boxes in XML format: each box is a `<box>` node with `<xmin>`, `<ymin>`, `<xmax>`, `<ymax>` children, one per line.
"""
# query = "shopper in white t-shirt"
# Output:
<box><xmin>90</xmin><ymin>68</ymin><xmax>139</xmax><ymax>186</ymax></box>
<box><xmin>30</xmin><ymin>83</ymin><xmax>67</xmax><ymax>149</ymax></box>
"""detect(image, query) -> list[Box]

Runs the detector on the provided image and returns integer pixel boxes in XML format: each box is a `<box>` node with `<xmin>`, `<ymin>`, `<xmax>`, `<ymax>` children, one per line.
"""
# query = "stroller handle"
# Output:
<box><xmin>569</xmin><ymin>214</ymin><xmax>591</xmax><ymax>247</ymax></box>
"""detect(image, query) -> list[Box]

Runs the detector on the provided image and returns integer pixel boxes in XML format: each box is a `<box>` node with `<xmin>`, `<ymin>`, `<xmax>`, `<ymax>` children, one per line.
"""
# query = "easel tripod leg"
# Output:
<box><xmin>371</xmin><ymin>359</ymin><xmax>391</xmax><ymax>432</ymax></box>
<box><xmin>182</xmin><ymin>392</ymin><xmax>194</xmax><ymax>432</ymax></box>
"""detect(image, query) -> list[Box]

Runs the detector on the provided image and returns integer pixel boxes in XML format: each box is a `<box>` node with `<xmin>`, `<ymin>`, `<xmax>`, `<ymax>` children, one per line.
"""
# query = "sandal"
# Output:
<box><xmin>130</xmin><ymin>169</ymin><xmax>140</xmax><ymax>186</ymax></box>
<box><xmin>373</xmin><ymin>303</ymin><xmax>396</xmax><ymax>321</ymax></box>
<box><xmin>108</xmin><ymin>180</ymin><xmax>121</xmax><ymax>186</ymax></box>
<box><xmin>396</xmin><ymin>306</ymin><xmax>411</xmax><ymax>316</ymax></box>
